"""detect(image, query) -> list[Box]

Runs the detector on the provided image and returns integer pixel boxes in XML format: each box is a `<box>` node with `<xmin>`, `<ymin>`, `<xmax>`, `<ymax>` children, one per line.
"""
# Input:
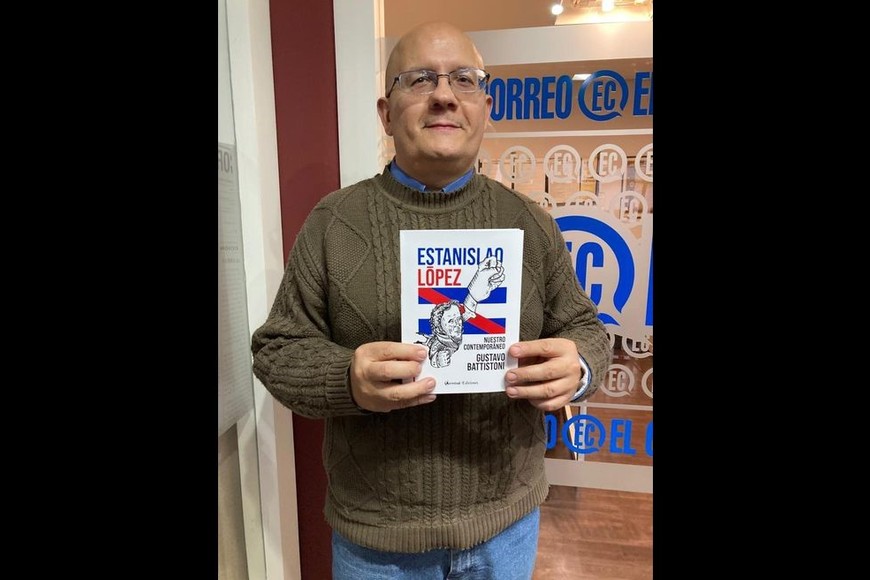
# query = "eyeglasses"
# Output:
<box><xmin>386</xmin><ymin>68</ymin><xmax>490</xmax><ymax>98</ymax></box>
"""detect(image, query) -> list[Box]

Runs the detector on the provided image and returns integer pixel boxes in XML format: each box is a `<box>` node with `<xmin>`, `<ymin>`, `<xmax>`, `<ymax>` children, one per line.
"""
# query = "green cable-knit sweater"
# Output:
<box><xmin>251</xmin><ymin>167</ymin><xmax>612</xmax><ymax>553</ymax></box>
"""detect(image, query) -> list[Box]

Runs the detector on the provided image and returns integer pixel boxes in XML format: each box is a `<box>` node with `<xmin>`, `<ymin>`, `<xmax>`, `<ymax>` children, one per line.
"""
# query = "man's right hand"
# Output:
<box><xmin>349</xmin><ymin>341</ymin><xmax>437</xmax><ymax>412</ymax></box>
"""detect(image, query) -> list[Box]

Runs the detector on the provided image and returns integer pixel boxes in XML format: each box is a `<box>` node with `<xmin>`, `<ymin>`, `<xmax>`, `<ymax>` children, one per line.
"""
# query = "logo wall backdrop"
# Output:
<box><xmin>485</xmin><ymin>64</ymin><xmax>652</xmax><ymax>488</ymax></box>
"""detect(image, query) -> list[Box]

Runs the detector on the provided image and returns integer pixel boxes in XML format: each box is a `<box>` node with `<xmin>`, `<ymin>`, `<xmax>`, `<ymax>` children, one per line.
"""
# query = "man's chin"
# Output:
<box><xmin>421</xmin><ymin>149</ymin><xmax>477</xmax><ymax>165</ymax></box>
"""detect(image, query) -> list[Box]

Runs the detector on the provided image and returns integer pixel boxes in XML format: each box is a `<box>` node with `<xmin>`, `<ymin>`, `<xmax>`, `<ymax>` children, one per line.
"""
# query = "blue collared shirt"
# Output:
<box><xmin>388</xmin><ymin>159</ymin><xmax>474</xmax><ymax>193</ymax></box>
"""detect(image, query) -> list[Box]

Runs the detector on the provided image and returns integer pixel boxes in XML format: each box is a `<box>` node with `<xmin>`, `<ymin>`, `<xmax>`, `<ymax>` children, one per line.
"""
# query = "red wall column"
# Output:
<box><xmin>269</xmin><ymin>1</ymin><xmax>339</xmax><ymax>578</ymax></box>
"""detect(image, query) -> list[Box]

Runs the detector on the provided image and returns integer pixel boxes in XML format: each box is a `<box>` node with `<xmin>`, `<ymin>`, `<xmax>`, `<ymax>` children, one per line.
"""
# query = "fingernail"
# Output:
<box><xmin>505</xmin><ymin>372</ymin><xmax>517</xmax><ymax>383</ymax></box>
<box><xmin>506</xmin><ymin>387</ymin><xmax>518</xmax><ymax>397</ymax></box>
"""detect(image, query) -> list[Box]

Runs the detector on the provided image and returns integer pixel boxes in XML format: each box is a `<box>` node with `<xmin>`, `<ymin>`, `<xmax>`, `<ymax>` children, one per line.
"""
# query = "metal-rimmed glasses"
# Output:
<box><xmin>385</xmin><ymin>67</ymin><xmax>490</xmax><ymax>98</ymax></box>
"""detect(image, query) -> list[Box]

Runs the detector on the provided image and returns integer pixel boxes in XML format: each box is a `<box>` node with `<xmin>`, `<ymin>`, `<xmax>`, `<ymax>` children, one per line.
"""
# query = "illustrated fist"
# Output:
<box><xmin>463</xmin><ymin>256</ymin><xmax>505</xmax><ymax>317</ymax></box>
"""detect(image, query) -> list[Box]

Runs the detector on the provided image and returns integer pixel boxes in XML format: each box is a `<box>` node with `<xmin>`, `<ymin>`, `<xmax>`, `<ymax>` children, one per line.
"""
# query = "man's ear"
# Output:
<box><xmin>377</xmin><ymin>97</ymin><xmax>393</xmax><ymax>136</ymax></box>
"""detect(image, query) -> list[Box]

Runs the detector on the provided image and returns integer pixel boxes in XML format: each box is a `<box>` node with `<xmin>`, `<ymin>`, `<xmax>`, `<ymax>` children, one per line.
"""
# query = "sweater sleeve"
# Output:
<box><xmin>540</xmin><ymin>219</ymin><xmax>613</xmax><ymax>400</ymax></box>
<box><xmin>250</xmin><ymin>211</ymin><xmax>366</xmax><ymax>418</ymax></box>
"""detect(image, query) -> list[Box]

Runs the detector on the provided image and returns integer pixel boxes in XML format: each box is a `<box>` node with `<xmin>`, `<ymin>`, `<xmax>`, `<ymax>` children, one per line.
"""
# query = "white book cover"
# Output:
<box><xmin>400</xmin><ymin>228</ymin><xmax>524</xmax><ymax>394</ymax></box>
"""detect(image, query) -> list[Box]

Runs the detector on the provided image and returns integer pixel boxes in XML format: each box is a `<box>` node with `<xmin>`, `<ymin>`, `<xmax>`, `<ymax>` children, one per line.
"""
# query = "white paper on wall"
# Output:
<box><xmin>218</xmin><ymin>142</ymin><xmax>255</xmax><ymax>436</ymax></box>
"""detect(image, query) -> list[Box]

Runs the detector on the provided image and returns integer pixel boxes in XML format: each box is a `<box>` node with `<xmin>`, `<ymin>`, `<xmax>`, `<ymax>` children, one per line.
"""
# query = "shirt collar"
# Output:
<box><xmin>388</xmin><ymin>159</ymin><xmax>474</xmax><ymax>193</ymax></box>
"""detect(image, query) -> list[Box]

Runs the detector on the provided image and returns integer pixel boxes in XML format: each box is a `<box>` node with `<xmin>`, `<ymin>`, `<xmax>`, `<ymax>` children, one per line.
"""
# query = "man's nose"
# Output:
<box><xmin>430</xmin><ymin>76</ymin><xmax>458</xmax><ymax>101</ymax></box>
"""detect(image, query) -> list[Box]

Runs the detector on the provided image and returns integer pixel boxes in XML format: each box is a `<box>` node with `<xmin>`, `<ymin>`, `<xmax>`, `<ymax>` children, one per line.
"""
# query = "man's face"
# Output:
<box><xmin>440</xmin><ymin>305</ymin><xmax>463</xmax><ymax>341</ymax></box>
<box><xmin>377</xmin><ymin>25</ymin><xmax>492</xmax><ymax>181</ymax></box>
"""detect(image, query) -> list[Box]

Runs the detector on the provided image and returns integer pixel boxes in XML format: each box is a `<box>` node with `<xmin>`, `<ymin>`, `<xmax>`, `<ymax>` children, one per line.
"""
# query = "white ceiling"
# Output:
<box><xmin>383</xmin><ymin>0</ymin><xmax>653</xmax><ymax>37</ymax></box>
<box><xmin>381</xmin><ymin>1</ymin><xmax>652</xmax><ymax>92</ymax></box>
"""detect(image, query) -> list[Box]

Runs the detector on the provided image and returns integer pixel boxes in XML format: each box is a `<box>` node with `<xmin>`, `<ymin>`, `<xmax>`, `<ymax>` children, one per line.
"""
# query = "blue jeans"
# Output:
<box><xmin>332</xmin><ymin>508</ymin><xmax>540</xmax><ymax>579</ymax></box>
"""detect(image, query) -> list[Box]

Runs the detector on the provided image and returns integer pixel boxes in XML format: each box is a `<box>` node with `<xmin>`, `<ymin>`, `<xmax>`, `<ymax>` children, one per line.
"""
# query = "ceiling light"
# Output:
<box><xmin>602</xmin><ymin>0</ymin><xmax>615</xmax><ymax>11</ymax></box>
<box><xmin>551</xmin><ymin>2</ymin><xmax>564</xmax><ymax>16</ymax></box>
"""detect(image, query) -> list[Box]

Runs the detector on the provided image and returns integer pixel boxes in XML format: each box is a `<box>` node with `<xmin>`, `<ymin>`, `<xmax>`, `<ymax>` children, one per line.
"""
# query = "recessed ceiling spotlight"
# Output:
<box><xmin>551</xmin><ymin>2</ymin><xmax>564</xmax><ymax>16</ymax></box>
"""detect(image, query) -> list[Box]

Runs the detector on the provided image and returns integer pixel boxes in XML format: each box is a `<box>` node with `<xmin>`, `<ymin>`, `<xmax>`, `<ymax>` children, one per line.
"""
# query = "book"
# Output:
<box><xmin>400</xmin><ymin>228</ymin><xmax>524</xmax><ymax>394</ymax></box>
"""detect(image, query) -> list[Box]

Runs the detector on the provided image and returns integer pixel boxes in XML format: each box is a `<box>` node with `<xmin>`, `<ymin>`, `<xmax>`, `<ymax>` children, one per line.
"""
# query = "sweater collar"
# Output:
<box><xmin>388</xmin><ymin>159</ymin><xmax>475</xmax><ymax>193</ymax></box>
<box><xmin>376</xmin><ymin>165</ymin><xmax>486</xmax><ymax>213</ymax></box>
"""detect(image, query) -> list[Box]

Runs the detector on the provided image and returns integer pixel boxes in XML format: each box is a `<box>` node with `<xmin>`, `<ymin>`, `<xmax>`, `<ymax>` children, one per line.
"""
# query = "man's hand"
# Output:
<box><xmin>504</xmin><ymin>338</ymin><xmax>583</xmax><ymax>412</ymax></box>
<box><xmin>349</xmin><ymin>341</ymin><xmax>437</xmax><ymax>412</ymax></box>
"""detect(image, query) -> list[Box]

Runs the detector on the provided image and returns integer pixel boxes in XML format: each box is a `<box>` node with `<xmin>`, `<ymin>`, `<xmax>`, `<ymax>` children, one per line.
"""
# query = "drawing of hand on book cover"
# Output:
<box><xmin>415</xmin><ymin>256</ymin><xmax>505</xmax><ymax>368</ymax></box>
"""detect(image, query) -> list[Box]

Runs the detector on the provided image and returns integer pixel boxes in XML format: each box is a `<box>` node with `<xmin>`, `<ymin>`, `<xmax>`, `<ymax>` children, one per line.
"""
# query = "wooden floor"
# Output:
<box><xmin>533</xmin><ymin>485</ymin><xmax>652</xmax><ymax>580</ymax></box>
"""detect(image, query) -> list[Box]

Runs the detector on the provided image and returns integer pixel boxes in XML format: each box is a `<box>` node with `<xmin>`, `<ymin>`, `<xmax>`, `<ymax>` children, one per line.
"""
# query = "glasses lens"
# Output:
<box><xmin>401</xmin><ymin>71</ymin><xmax>438</xmax><ymax>94</ymax></box>
<box><xmin>449</xmin><ymin>69</ymin><xmax>485</xmax><ymax>92</ymax></box>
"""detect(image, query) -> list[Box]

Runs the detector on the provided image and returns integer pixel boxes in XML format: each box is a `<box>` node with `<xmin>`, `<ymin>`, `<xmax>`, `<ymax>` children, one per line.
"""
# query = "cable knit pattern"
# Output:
<box><xmin>251</xmin><ymin>167</ymin><xmax>612</xmax><ymax>552</ymax></box>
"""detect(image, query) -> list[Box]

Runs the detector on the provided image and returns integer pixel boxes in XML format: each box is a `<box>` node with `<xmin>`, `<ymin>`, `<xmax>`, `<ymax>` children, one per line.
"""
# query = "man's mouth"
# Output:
<box><xmin>425</xmin><ymin>122</ymin><xmax>460</xmax><ymax>129</ymax></box>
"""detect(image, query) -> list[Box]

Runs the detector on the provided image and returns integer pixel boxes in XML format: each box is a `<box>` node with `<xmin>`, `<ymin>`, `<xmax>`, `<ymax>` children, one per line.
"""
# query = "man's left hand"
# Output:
<box><xmin>504</xmin><ymin>338</ymin><xmax>583</xmax><ymax>412</ymax></box>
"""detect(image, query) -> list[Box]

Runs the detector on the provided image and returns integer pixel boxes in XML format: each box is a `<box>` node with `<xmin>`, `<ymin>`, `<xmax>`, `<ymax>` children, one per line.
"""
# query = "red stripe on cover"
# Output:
<box><xmin>417</xmin><ymin>288</ymin><xmax>506</xmax><ymax>334</ymax></box>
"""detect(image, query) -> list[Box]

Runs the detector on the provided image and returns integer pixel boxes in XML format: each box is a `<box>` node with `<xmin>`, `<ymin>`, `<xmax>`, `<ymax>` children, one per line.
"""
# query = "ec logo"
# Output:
<box><xmin>544</xmin><ymin>414</ymin><xmax>653</xmax><ymax>457</ymax></box>
<box><xmin>577</xmin><ymin>70</ymin><xmax>629</xmax><ymax>122</ymax></box>
<box><xmin>601</xmin><ymin>363</ymin><xmax>635</xmax><ymax>397</ymax></box>
<box><xmin>543</xmin><ymin>145</ymin><xmax>581</xmax><ymax>183</ymax></box>
<box><xmin>555</xmin><ymin>215</ymin><xmax>634</xmax><ymax>327</ymax></box>
<box><xmin>499</xmin><ymin>145</ymin><xmax>536</xmax><ymax>184</ymax></box>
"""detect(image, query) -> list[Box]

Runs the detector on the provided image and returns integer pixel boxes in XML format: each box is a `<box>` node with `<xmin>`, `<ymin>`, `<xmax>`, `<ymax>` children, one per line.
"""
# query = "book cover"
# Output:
<box><xmin>400</xmin><ymin>228</ymin><xmax>524</xmax><ymax>394</ymax></box>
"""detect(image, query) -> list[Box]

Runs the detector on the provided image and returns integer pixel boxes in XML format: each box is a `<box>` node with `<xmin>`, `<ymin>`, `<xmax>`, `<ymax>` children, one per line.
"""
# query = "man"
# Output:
<box><xmin>251</xmin><ymin>21</ymin><xmax>612</xmax><ymax>579</ymax></box>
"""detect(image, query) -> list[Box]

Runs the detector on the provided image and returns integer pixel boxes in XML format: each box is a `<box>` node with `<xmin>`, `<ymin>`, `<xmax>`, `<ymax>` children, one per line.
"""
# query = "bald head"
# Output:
<box><xmin>376</xmin><ymin>20</ymin><xmax>492</xmax><ymax>188</ymax></box>
<box><xmin>384</xmin><ymin>22</ymin><xmax>485</xmax><ymax>93</ymax></box>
